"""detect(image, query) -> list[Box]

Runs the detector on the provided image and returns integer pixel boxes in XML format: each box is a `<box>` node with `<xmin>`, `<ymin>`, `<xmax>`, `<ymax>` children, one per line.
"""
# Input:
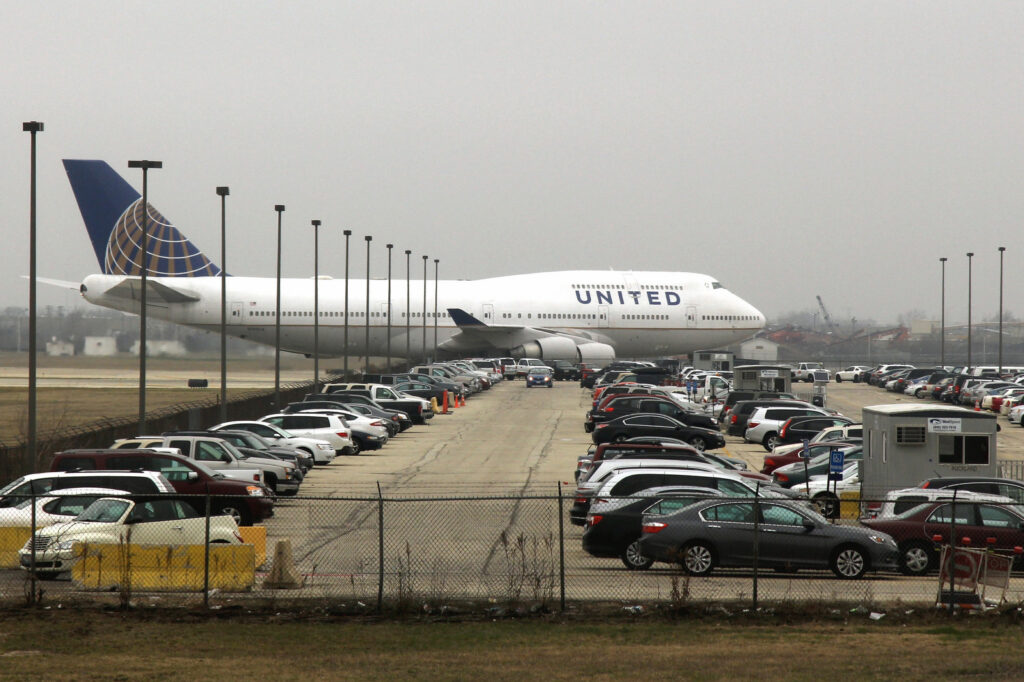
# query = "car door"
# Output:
<box><xmin>923</xmin><ymin>503</ymin><xmax>980</xmax><ymax>546</ymax></box>
<box><xmin>975</xmin><ymin>504</ymin><xmax>1024</xmax><ymax>552</ymax></box>
<box><xmin>756</xmin><ymin>503</ymin><xmax>830</xmax><ymax>568</ymax></box>
<box><xmin>125</xmin><ymin>499</ymin><xmax>190</xmax><ymax>545</ymax></box>
<box><xmin>699</xmin><ymin>502</ymin><xmax>757</xmax><ymax>566</ymax></box>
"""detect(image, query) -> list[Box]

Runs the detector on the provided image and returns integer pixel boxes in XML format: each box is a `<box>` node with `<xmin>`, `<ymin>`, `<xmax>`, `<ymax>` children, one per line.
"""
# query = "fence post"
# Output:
<box><xmin>29</xmin><ymin>482</ymin><xmax>36</xmax><ymax>606</ymax></box>
<box><xmin>377</xmin><ymin>481</ymin><xmax>384</xmax><ymax>613</ymax></box>
<box><xmin>752</xmin><ymin>486</ymin><xmax>760</xmax><ymax>610</ymax></box>
<box><xmin>558</xmin><ymin>481</ymin><xmax>565</xmax><ymax>612</ymax></box>
<box><xmin>203</xmin><ymin>484</ymin><xmax>211</xmax><ymax>608</ymax></box>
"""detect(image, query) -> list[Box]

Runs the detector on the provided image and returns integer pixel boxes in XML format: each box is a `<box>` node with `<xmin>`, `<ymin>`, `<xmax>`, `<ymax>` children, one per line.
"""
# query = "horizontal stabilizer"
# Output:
<box><xmin>100</xmin><ymin>277</ymin><xmax>201</xmax><ymax>304</ymax></box>
<box><xmin>33</xmin><ymin>277</ymin><xmax>82</xmax><ymax>291</ymax></box>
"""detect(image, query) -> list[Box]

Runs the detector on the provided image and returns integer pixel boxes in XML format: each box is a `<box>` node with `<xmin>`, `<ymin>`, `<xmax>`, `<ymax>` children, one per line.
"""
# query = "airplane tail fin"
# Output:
<box><xmin>63</xmin><ymin>159</ymin><xmax>222</xmax><ymax>277</ymax></box>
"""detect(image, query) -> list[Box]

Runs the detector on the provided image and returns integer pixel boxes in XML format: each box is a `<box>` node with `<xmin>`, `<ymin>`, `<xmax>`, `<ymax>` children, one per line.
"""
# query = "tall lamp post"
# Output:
<box><xmin>433</xmin><ymin>258</ymin><xmax>439</xmax><ymax>359</ymax></box>
<box><xmin>364</xmin><ymin>235</ymin><xmax>372</xmax><ymax>371</ymax></box>
<box><xmin>939</xmin><ymin>257</ymin><xmax>947</xmax><ymax>368</ymax></box>
<box><xmin>312</xmin><ymin>219</ymin><xmax>322</xmax><ymax>394</ymax></box>
<box><xmin>127</xmin><ymin>159</ymin><xmax>162</xmax><ymax>434</ymax></box>
<box><xmin>967</xmin><ymin>251</ymin><xmax>974</xmax><ymax>370</ymax></box>
<box><xmin>999</xmin><ymin>246</ymin><xmax>1006</xmax><ymax>374</ymax></box>
<box><xmin>343</xmin><ymin>229</ymin><xmax>352</xmax><ymax>377</ymax></box>
<box><xmin>405</xmin><ymin>249</ymin><xmax>411</xmax><ymax>365</ymax></box>
<box><xmin>23</xmin><ymin>121</ymin><xmax>42</xmax><ymax>467</ymax></box>
<box><xmin>274</xmin><ymin>204</ymin><xmax>285</xmax><ymax>409</ymax></box>
<box><xmin>216</xmin><ymin>186</ymin><xmax>230</xmax><ymax>422</ymax></box>
<box><xmin>386</xmin><ymin>244</ymin><xmax>393</xmax><ymax>371</ymax></box>
<box><xmin>422</xmin><ymin>255</ymin><xmax>428</xmax><ymax>361</ymax></box>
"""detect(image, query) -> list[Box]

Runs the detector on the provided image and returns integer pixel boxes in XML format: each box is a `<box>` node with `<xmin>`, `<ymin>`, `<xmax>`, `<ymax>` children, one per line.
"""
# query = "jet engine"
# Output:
<box><xmin>575</xmin><ymin>342</ymin><xmax>616</xmax><ymax>363</ymax></box>
<box><xmin>510</xmin><ymin>336</ymin><xmax>580</xmax><ymax>361</ymax></box>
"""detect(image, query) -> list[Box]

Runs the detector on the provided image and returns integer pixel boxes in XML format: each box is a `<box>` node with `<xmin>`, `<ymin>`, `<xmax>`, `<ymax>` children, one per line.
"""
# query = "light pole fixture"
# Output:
<box><xmin>386</xmin><ymin>243</ymin><xmax>393</xmax><ymax>371</ymax></box>
<box><xmin>405</xmin><ymin>249</ymin><xmax>411</xmax><ymax>365</ymax></box>
<box><xmin>939</xmin><ymin>257</ymin><xmax>947</xmax><ymax>368</ymax></box>
<box><xmin>127</xmin><ymin>159</ymin><xmax>162</xmax><ymax>435</ymax></box>
<box><xmin>217</xmin><ymin>186</ymin><xmax>230</xmax><ymax>423</ymax></box>
<box><xmin>312</xmin><ymin>219</ymin><xmax>322</xmax><ymax>394</ymax></box>
<box><xmin>23</xmin><ymin>121</ymin><xmax>42</xmax><ymax>468</ymax></box>
<box><xmin>422</xmin><ymin>255</ymin><xmax>428</xmax><ymax>362</ymax></box>
<box><xmin>274</xmin><ymin>204</ymin><xmax>285</xmax><ymax>409</ymax></box>
<box><xmin>433</xmin><ymin>258</ymin><xmax>439</xmax><ymax>359</ymax></box>
<box><xmin>364</xmin><ymin>235</ymin><xmax>372</xmax><ymax>371</ymax></box>
<box><xmin>343</xmin><ymin>229</ymin><xmax>352</xmax><ymax>378</ymax></box>
<box><xmin>999</xmin><ymin>246</ymin><xmax>1006</xmax><ymax>374</ymax></box>
<box><xmin>967</xmin><ymin>251</ymin><xmax>974</xmax><ymax>370</ymax></box>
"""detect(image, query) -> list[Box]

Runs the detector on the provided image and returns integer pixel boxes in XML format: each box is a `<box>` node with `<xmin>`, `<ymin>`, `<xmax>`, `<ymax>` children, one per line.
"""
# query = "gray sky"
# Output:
<box><xmin>4</xmin><ymin>1</ymin><xmax>1023</xmax><ymax>327</ymax></box>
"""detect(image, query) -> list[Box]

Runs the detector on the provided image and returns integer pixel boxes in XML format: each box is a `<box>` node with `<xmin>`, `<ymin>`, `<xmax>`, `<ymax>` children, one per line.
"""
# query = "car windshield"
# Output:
<box><xmin>77</xmin><ymin>498</ymin><xmax>130</xmax><ymax>523</ymax></box>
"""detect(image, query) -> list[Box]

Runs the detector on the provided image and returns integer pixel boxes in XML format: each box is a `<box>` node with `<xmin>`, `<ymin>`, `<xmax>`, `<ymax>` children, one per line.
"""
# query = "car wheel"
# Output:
<box><xmin>688</xmin><ymin>436</ymin><xmax>707</xmax><ymax>451</ymax></box>
<box><xmin>835</xmin><ymin>375</ymin><xmax>843</xmax><ymax>383</ymax></box>
<box><xmin>217</xmin><ymin>504</ymin><xmax>252</xmax><ymax>527</ymax></box>
<box><xmin>831</xmin><ymin>545</ymin><xmax>867</xmax><ymax>579</ymax></box>
<box><xmin>620</xmin><ymin>539</ymin><xmax>654</xmax><ymax>571</ymax></box>
<box><xmin>915</xmin><ymin>388</ymin><xmax>926</xmax><ymax>398</ymax></box>
<box><xmin>805</xmin><ymin>377</ymin><xmax>814</xmax><ymax>383</ymax></box>
<box><xmin>762</xmin><ymin>433</ymin><xmax>782</xmax><ymax>451</ymax></box>
<box><xmin>813</xmin><ymin>492</ymin><xmax>840</xmax><ymax>518</ymax></box>
<box><xmin>348</xmin><ymin>439</ymin><xmax>362</xmax><ymax>455</ymax></box>
<box><xmin>900</xmin><ymin>541</ymin><xmax>933</xmax><ymax>576</ymax></box>
<box><xmin>852</xmin><ymin>375</ymin><xmax>860</xmax><ymax>383</ymax></box>
<box><xmin>681</xmin><ymin>541</ymin><xmax>715</xmax><ymax>576</ymax></box>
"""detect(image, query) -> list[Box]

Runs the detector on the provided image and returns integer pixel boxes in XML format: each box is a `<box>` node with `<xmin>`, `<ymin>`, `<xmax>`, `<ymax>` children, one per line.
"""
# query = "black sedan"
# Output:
<box><xmin>592</xmin><ymin>413</ymin><xmax>725</xmax><ymax>452</ymax></box>
<box><xmin>583</xmin><ymin>486</ymin><xmax>716</xmax><ymax>570</ymax></box>
<box><xmin>639</xmin><ymin>498</ymin><xmax>899</xmax><ymax>578</ymax></box>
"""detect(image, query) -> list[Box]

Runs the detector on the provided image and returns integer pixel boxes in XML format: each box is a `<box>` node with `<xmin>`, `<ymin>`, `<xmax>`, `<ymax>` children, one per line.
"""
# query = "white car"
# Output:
<box><xmin>210</xmin><ymin>420</ymin><xmax>337</xmax><ymax>464</ymax></box>
<box><xmin>0</xmin><ymin>487</ymin><xmax>128</xmax><ymax>528</ymax></box>
<box><xmin>834</xmin><ymin>366</ymin><xmax>872</xmax><ymax>383</ymax></box>
<box><xmin>865</xmin><ymin>487</ymin><xmax>1013</xmax><ymax>520</ymax></box>
<box><xmin>1009</xmin><ymin>403</ymin><xmax>1024</xmax><ymax>426</ymax></box>
<box><xmin>19</xmin><ymin>495</ymin><xmax>243</xmax><ymax>579</ymax></box>
<box><xmin>292</xmin><ymin>408</ymin><xmax>389</xmax><ymax>454</ymax></box>
<box><xmin>259</xmin><ymin>413</ymin><xmax>357</xmax><ymax>454</ymax></box>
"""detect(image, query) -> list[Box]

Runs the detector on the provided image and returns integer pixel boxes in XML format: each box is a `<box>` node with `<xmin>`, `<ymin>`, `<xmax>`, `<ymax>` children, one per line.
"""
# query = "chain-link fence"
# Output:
<box><xmin>4</xmin><ymin>491</ymin><xmax>1024</xmax><ymax>611</ymax></box>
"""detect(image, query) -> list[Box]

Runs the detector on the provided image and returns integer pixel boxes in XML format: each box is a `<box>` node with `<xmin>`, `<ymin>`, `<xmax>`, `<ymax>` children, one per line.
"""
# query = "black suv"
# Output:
<box><xmin>547</xmin><ymin>360</ymin><xmax>581</xmax><ymax>381</ymax></box>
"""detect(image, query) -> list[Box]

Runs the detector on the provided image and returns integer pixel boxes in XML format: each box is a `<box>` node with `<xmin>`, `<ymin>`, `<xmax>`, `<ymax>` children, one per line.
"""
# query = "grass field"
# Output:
<box><xmin>1</xmin><ymin>610</ymin><xmax>1024</xmax><ymax>680</ymax></box>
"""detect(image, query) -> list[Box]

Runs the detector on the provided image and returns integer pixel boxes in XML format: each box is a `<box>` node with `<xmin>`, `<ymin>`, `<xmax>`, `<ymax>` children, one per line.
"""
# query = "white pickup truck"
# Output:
<box><xmin>793</xmin><ymin>362</ymin><xmax>829</xmax><ymax>383</ymax></box>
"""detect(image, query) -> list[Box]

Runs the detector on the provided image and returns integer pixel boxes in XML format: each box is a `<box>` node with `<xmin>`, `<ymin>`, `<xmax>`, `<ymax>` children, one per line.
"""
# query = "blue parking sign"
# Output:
<box><xmin>798</xmin><ymin>439</ymin><xmax>811</xmax><ymax>459</ymax></box>
<box><xmin>828</xmin><ymin>447</ymin><xmax>845</xmax><ymax>479</ymax></box>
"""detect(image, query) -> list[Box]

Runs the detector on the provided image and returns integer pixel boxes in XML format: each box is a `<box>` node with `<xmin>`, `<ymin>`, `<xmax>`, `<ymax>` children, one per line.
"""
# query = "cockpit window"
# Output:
<box><xmin>711</xmin><ymin>281</ymin><xmax>724</xmax><ymax>290</ymax></box>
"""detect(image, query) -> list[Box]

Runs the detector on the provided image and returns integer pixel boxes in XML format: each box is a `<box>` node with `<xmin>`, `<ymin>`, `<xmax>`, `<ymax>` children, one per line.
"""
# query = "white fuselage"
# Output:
<box><xmin>80</xmin><ymin>270</ymin><xmax>765</xmax><ymax>360</ymax></box>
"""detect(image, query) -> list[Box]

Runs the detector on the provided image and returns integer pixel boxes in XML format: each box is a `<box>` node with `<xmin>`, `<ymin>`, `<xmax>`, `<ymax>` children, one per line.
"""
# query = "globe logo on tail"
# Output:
<box><xmin>106</xmin><ymin>199</ymin><xmax>221</xmax><ymax>277</ymax></box>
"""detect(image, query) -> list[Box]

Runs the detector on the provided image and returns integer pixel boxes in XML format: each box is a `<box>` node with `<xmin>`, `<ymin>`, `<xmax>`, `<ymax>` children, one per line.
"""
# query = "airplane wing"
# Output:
<box><xmin>442</xmin><ymin>307</ymin><xmax>616</xmax><ymax>361</ymax></box>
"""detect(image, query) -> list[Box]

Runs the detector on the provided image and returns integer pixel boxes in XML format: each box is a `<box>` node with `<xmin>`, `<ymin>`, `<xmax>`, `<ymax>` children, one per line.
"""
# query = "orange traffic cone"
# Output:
<box><xmin>442</xmin><ymin>391</ymin><xmax>449</xmax><ymax>414</ymax></box>
<box><xmin>460</xmin><ymin>394</ymin><xmax>467</xmax><ymax>407</ymax></box>
<box><xmin>974</xmin><ymin>400</ymin><xmax>981</xmax><ymax>411</ymax></box>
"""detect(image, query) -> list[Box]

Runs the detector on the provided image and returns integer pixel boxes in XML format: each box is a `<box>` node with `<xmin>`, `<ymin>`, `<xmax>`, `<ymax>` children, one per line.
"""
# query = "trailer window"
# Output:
<box><xmin>937</xmin><ymin>435</ymin><xmax>990</xmax><ymax>465</ymax></box>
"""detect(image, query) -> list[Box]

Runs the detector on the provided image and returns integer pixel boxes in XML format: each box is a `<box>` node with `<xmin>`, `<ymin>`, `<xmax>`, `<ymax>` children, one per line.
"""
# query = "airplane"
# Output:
<box><xmin>61</xmin><ymin>159</ymin><xmax>766</xmax><ymax>363</ymax></box>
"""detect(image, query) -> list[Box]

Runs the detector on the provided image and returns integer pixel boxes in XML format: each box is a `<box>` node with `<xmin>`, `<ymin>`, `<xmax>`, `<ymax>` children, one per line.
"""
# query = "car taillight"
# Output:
<box><xmin>595</xmin><ymin>423</ymin><xmax>608</xmax><ymax>429</ymax></box>
<box><xmin>642</xmin><ymin>521</ymin><xmax>667</xmax><ymax>534</ymax></box>
<box><xmin>764</xmin><ymin>458</ymin><xmax>776</xmax><ymax>469</ymax></box>
<box><xmin>337</xmin><ymin>431</ymin><xmax>349</xmax><ymax>438</ymax></box>
<box><xmin>748</xmin><ymin>421</ymin><xmax>760</xmax><ymax>429</ymax></box>
<box><xmin>920</xmin><ymin>481</ymin><xmax>932</xmax><ymax>488</ymax></box>
<box><xmin>586</xmin><ymin>514</ymin><xmax>603</xmax><ymax>527</ymax></box>
<box><xmin>603</xmin><ymin>407</ymin><xmax>614</xmax><ymax>412</ymax></box>
<box><xmin>779</xmin><ymin>423</ymin><xmax>789</xmax><ymax>437</ymax></box>
<box><xmin>371</xmin><ymin>420</ymin><xmax>386</xmax><ymax>427</ymax></box>
<box><xmin>575</xmin><ymin>496</ymin><xmax>587</xmax><ymax>504</ymax></box>
<box><xmin>730</xmin><ymin>414</ymin><xmax>738</xmax><ymax>424</ymax></box>
<box><xmin>775</xmin><ymin>472</ymin><xmax>789</xmax><ymax>483</ymax></box>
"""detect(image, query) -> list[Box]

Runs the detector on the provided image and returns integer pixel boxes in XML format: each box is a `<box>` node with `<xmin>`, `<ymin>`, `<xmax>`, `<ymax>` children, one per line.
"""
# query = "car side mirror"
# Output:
<box><xmin>803</xmin><ymin>520</ymin><xmax>815</xmax><ymax>531</ymax></box>
<box><xmin>222</xmin><ymin>454</ymin><xmax>233</xmax><ymax>463</ymax></box>
<box><xmin>187</xmin><ymin>471</ymin><xmax>199</xmax><ymax>481</ymax></box>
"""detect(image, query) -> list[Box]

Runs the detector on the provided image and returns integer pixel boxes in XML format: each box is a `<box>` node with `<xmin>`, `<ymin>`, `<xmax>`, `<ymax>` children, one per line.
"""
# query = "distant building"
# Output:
<box><xmin>910</xmin><ymin>319</ymin><xmax>938</xmax><ymax>336</ymax></box>
<box><xmin>738</xmin><ymin>337</ymin><xmax>779</xmax><ymax>362</ymax></box>
<box><xmin>45</xmin><ymin>339</ymin><xmax>74</xmax><ymax>356</ymax></box>
<box><xmin>83</xmin><ymin>336</ymin><xmax>117</xmax><ymax>356</ymax></box>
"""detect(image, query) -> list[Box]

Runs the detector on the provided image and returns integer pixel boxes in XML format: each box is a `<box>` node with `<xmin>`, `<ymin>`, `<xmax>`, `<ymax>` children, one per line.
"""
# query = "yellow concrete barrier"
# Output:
<box><xmin>71</xmin><ymin>543</ymin><xmax>255</xmax><ymax>592</ymax></box>
<box><xmin>0</xmin><ymin>527</ymin><xmax>32</xmax><ymax>569</ymax></box>
<box><xmin>238</xmin><ymin>526</ymin><xmax>267</xmax><ymax>567</ymax></box>
<box><xmin>840</xmin><ymin>492</ymin><xmax>861</xmax><ymax>520</ymax></box>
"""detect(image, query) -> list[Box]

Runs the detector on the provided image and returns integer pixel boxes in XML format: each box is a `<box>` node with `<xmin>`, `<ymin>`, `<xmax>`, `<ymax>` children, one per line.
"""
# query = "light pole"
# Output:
<box><xmin>127</xmin><ymin>159</ymin><xmax>162</xmax><ymax>434</ymax></box>
<box><xmin>939</xmin><ymin>257</ymin><xmax>947</xmax><ymax>368</ymax></box>
<box><xmin>23</xmin><ymin>121</ymin><xmax>42</xmax><ymax>467</ymax></box>
<box><xmin>274</xmin><ymin>204</ymin><xmax>285</xmax><ymax>409</ymax></box>
<box><xmin>386</xmin><ymin>243</ymin><xmax>393</xmax><ymax>371</ymax></box>
<box><xmin>405</xmin><ymin>249</ymin><xmax>411</xmax><ymax>365</ymax></box>
<box><xmin>967</xmin><ymin>251</ymin><xmax>974</xmax><ymax>371</ymax></box>
<box><xmin>365</xmin><ymin>235</ymin><xmax>372</xmax><ymax>371</ymax></box>
<box><xmin>343</xmin><ymin>229</ymin><xmax>352</xmax><ymax>378</ymax></box>
<box><xmin>999</xmin><ymin>246</ymin><xmax>1006</xmax><ymax>374</ymax></box>
<box><xmin>422</xmin><ymin>255</ymin><xmax>428</xmax><ymax>362</ymax></box>
<box><xmin>312</xmin><ymin>219</ymin><xmax>322</xmax><ymax>394</ymax></box>
<box><xmin>217</xmin><ymin>186</ymin><xmax>230</xmax><ymax>422</ymax></box>
<box><xmin>433</xmin><ymin>258</ymin><xmax>439</xmax><ymax>359</ymax></box>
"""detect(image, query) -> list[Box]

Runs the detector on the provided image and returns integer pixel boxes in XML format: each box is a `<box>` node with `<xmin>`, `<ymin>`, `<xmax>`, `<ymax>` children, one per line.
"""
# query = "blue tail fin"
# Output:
<box><xmin>63</xmin><ymin>160</ymin><xmax>222</xmax><ymax>277</ymax></box>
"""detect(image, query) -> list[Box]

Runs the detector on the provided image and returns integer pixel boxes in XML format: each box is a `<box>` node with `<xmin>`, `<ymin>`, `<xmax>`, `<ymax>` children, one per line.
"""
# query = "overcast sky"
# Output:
<box><xmin>4</xmin><ymin>1</ymin><xmax>1022</xmax><ymax>328</ymax></box>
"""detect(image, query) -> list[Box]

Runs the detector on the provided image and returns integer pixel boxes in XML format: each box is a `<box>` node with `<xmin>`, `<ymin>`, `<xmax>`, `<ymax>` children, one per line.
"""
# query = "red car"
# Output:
<box><xmin>860</xmin><ymin>500</ymin><xmax>1024</xmax><ymax>576</ymax></box>
<box><xmin>760</xmin><ymin>441</ymin><xmax>859</xmax><ymax>475</ymax></box>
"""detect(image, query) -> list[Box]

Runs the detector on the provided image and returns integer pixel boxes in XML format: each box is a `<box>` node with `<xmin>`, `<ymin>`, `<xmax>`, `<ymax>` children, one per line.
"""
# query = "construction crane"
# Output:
<box><xmin>816</xmin><ymin>295</ymin><xmax>837</xmax><ymax>335</ymax></box>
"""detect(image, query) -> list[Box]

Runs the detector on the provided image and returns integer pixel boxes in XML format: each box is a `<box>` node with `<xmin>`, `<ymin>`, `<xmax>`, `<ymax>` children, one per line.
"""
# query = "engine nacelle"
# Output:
<box><xmin>575</xmin><ymin>342</ymin><xmax>616</xmax><ymax>363</ymax></box>
<box><xmin>510</xmin><ymin>336</ymin><xmax>580</xmax><ymax>361</ymax></box>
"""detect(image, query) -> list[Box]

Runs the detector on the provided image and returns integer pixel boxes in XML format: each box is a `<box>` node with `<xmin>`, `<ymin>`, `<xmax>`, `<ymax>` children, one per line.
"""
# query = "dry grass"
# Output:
<box><xmin>1</xmin><ymin>611</ymin><xmax>1024</xmax><ymax>680</ymax></box>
